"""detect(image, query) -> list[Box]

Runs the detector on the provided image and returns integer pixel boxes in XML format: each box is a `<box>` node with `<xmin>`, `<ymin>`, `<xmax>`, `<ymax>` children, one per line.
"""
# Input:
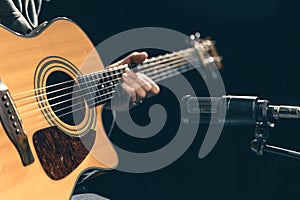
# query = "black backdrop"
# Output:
<box><xmin>40</xmin><ymin>0</ymin><xmax>300</xmax><ymax>199</ymax></box>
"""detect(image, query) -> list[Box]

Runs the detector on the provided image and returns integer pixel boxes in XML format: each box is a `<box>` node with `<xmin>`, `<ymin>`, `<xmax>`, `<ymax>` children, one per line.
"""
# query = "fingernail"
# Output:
<box><xmin>124</xmin><ymin>67</ymin><xmax>130</xmax><ymax>72</ymax></box>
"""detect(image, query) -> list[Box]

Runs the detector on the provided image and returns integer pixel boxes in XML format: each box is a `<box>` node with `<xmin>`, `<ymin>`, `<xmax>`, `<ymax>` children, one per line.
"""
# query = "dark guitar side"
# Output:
<box><xmin>0</xmin><ymin>18</ymin><xmax>118</xmax><ymax>200</ymax></box>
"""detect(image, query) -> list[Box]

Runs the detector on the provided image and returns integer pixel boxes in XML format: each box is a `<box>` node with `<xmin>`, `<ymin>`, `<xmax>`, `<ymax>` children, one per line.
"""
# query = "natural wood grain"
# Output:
<box><xmin>0</xmin><ymin>18</ymin><xmax>118</xmax><ymax>200</ymax></box>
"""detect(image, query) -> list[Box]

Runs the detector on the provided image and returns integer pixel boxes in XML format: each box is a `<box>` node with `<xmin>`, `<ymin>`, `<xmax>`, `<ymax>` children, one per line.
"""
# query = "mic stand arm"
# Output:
<box><xmin>250</xmin><ymin>121</ymin><xmax>300</xmax><ymax>160</ymax></box>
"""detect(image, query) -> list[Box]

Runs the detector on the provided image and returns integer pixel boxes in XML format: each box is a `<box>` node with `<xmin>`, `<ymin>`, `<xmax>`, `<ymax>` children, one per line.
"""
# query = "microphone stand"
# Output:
<box><xmin>251</xmin><ymin>128</ymin><xmax>300</xmax><ymax>160</ymax></box>
<box><xmin>181</xmin><ymin>94</ymin><xmax>300</xmax><ymax>160</ymax></box>
<box><xmin>251</xmin><ymin>111</ymin><xmax>300</xmax><ymax>160</ymax></box>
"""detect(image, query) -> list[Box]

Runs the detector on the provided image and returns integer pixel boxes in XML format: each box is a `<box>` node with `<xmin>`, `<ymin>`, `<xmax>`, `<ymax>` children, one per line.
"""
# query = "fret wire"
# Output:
<box><xmin>149</xmin><ymin>61</ymin><xmax>195</xmax><ymax>80</ymax></box>
<box><xmin>47</xmin><ymin>64</ymin><xmax>190</xmax><ymax>122</ymax></box>
<box><xmin>22</xmin><ymin>63</ymin><xmax>195</xmax><ymax>121</ymax></box>
<box><xmin>150</xmin><ymin>65</ymin><xmax>195</xmax><ymax>83</ymax></box>
<box><xmin>13</xmin><ymin>47</ymin><xmax>197</xmax><ymax>101</ymax></box>
<box><xmin>78</xmin><ymin>50</ymin><xmax>196</xmax><ymax>100</ymax></box>
<box><xmin>136</xmin><ymin>49</ymin><xmax>195</xmax><ymax>73</ymax></box>
<box><xmin>57</xmin><ymin>91</ymin><xmax>115</xmax><ymax>119</ymax></box>
<box><xmin>23</xmin><ymin>57</ymin><xmax>195</xmax><ymax>111</ymax></box>
<box><xmin>18</xmin><ymin>45</ymin><xmax>208</xmax><ymax>123</ymax></box>
<box><xmin>19</xmin><ymin>48</ymin><xmax>201</xmax><ymax>114</ymax></box>
<box><xmin>39</xmin><ymin>78</ymin><xmax>122</xmax><ymax>114</ymax></box>
<box><xmin>15</xmin><ymin>49</ymin><xmax>196</xmax><ymax>102</ymax></box>
<box><xmin>19</xmin><ymin>71</ymin><xmax>125</xmax><ymax>110</ymax></box>
<box><xmin>135</xmin><ymin>51</ymin><xmax>199</xmax><ymax>78</ymax></box>
<box><xmin>142</xmin><ymin>48</ymin><xmax>195</xmax><ymax>65</ymax></box>
<box><xmin>142</xmin><ymin>60</ymin><xmax>190</xmax><ymax>77</ymax></box>
<box><xmin>33</xmin><ymin>81</ymin><xmax>121</xmax><ymax>119</ymax></box>
<box><xmin>82</xmin><ymin>58</ymin><xmax>196</xmax><ymax>108</ymax></box>
<box><xmin>55</xmin><ymin>65</ymin><xmax>195</xmax><ymax>120</ymax></box>
<box><xmin>81</xmin><ymin>58</ymin><xmax>195</xmax><ymax>107</ymax></box>
<box><xmin>141</xmin><ymin>56</ymin><xmax>200</xmax><ymax>78</ymax></box>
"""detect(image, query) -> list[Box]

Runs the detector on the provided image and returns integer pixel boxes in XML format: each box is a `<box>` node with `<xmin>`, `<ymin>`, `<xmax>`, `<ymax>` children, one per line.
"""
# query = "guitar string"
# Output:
<box><xmin>17</xmin><ymin>54</ymin><xmax>196</xmax><ymax>113</ymax></box>
<box><xmin>16</xmin><ymin>53</ymin><xmax>198</xmax><ymax>112</ymax></box>
<box><xmin>15</xmin><ymin>49</ymin><xmax>194</xmax><ymax>102</ymax></box>
<box><xmin>22</xmin><ymin>61</ymin><xmax>196</xmax><ymax>125</ymax></box>
<box><xmin>13</xmin><ymin>54</ymin><xmax>194</xmax><ymax>118</ymax></box>
<box><xmin>17</xmin><ymin>73</ymin><xmax>123</xmax><ymax>108</ymax></box>
<box><xmin>20</xmin><ymin>80</ymin><xmax>121</xmax><ymax>118</ymax></box>
<box><xmin>12</xmin><ymin>48</ymin><xmax>195</xmax><ymax>100</ymax></box>
<box><xmin>15</xmin><ymin>46</ymin><xmax>206</xmax><ymax>127</ymax></box>
<box><xmin>25</xmin><ymin>65</ymin><xmax>196</xmax><ymax>133</ymax></box>
<box><xmin>21</xmin><ymin>59</ymin><xmax>197</xmax><ymax>119</ymax></box>
<box><xmin>15</xmin><ymin>53</ymin><xmax>191</xmax><ymax>106</ymax></box>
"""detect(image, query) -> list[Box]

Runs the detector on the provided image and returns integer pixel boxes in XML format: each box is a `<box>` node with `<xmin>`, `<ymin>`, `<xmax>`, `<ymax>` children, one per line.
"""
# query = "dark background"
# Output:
<box><xmin>40</xmin><ymin>0</ymin><xmax>300</xmax><ymax>199</ymax></box>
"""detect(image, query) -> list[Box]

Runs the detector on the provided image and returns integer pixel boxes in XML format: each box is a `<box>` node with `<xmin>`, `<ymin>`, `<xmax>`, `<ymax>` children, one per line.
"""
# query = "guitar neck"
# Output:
<box><xmin>78</xmin><ymin>46</ymin><xmax>205</xmax><ymax>108</ymax></box>
<box><xmin>135</xmin><ymin>47</ymin><xmax>200</xmax><ymax>82</ymax></box>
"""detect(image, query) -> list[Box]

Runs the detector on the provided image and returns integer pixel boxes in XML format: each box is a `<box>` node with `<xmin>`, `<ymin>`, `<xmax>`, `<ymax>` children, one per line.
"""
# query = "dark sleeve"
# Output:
<box><xmin>0</xmin><ymin>0</ymin><xmax>42</xmax><ymax>34</ymax></box>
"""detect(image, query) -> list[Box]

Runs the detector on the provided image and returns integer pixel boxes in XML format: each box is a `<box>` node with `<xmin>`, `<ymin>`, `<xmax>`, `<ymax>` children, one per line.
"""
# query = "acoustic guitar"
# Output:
<box><xmin>0</xmin><ymin>18</ymin><xmax>221</xmax><ymax>199</ymax></box>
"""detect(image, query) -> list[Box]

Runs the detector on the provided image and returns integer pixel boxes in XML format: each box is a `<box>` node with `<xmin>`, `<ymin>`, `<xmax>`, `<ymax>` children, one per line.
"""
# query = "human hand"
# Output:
<box><xmin>107</xmin><ymin>52</ymin><xmax>160</xmax><ymax>111</ymax></box>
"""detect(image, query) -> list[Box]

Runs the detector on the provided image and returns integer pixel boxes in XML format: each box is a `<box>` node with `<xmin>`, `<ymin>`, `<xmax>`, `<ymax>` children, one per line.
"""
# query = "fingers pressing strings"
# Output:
<box><xmin>122</xmin><ymin>68</ymin><xmax>149</xmax><ymax>101</ymax></box>
<box><xmin>109</xmin><ymin>52</ymin><xmax>148</xmax><ymax>68</ymax></box>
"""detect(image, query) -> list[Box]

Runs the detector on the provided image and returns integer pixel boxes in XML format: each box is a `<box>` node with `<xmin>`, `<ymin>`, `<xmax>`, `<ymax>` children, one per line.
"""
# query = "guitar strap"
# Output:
<box><xmin>0</xmin><ymin>0</ymin><xmax>41</xmax><ymax>34</ymax></box>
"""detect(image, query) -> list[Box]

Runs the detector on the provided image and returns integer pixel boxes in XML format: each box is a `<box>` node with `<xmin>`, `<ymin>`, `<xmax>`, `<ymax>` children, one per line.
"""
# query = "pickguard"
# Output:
<box><xmin>33</xmin><ymin>126</ymin><xmax>95</xmax><ymax>180</ymax></box>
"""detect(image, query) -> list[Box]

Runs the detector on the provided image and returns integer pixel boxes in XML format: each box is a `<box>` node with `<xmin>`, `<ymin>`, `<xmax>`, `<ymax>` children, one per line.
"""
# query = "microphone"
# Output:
<box><xmin>181</xmin><ymin>95</ymin><xmax>300</xmax><ymax>125</ymax></box>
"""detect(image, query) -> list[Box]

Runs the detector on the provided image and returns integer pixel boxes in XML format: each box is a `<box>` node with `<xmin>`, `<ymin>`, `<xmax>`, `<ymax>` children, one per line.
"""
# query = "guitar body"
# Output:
<box><xmin>0</xmin><ymin>18</ymin><xmax>118</xmax><ymax>199</ymax></box>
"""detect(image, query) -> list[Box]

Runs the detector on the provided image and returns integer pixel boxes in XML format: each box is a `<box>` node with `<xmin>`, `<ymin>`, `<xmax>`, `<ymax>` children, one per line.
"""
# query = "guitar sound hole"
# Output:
<box><xmin>46</xmin><ymin>71</ymin><xmax>85</xmax><ymax>126</ymax></box>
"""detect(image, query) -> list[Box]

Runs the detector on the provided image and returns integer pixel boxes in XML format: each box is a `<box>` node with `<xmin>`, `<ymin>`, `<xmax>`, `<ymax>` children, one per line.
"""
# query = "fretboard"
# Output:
<box><xmin>77</xmin><ymin>45</ymin><xmax>209</xmax><ymax>108</ymax></box>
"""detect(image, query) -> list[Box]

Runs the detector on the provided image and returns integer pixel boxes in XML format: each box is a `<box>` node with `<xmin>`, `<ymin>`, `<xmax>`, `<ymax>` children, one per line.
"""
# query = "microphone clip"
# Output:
<box><xmin>250</xmin><ymin>115</ymin><xmax>300</xmax><ymax>160</ymax></box>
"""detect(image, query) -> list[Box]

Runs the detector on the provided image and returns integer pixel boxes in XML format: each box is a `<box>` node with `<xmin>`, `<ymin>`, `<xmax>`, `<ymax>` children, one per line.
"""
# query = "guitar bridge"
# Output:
<box><xmin>0</xmin><ymin>79</ymin><xmax>34</xmax><ymax>166</ymax></box>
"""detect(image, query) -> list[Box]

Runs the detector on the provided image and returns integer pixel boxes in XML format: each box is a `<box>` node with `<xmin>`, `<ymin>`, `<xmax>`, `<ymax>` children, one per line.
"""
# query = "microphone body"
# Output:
<box><xmin>181</xmin><ymin>95</ymin><xmax>300</xmax><ymax>125</ymax></box>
